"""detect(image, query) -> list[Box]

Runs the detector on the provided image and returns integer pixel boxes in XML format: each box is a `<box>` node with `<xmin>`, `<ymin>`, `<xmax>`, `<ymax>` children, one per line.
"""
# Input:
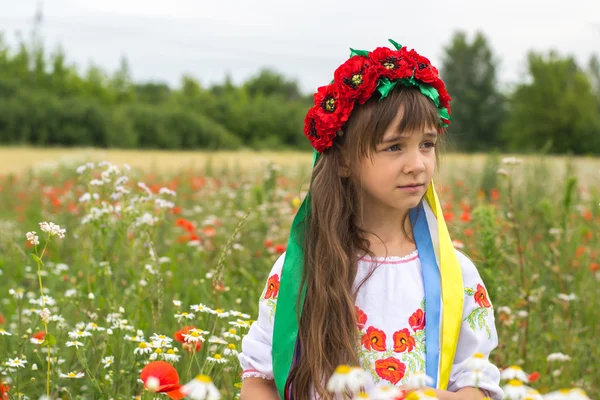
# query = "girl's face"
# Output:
<box><xmin>354</xmin><ymin>107</ymin><xmax>438</xmax><ymax>214</ymax></box>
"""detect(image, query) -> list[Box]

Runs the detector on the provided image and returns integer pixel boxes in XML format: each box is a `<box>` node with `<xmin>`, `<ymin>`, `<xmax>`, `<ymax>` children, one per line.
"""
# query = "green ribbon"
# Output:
<box><xmin>272</xmin><ymin>150</ymin><xmax>320</xmax><ymax>399</ymax></box>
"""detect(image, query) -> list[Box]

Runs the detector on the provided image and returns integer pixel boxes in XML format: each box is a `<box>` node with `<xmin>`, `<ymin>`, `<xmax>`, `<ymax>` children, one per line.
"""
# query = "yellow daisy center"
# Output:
<box><xmin>508</xmin><ymin>379</ymin><xmax>524</xmax><ymax>386</ymax></box>
<box><xmin>228</xmin><ymin>344</ymin><xmax>236</xmax><ymax>350</ymax></box>
<box><xmin>195</xmin><ymin>374</ymin><xmax>213</xmax><ymax>383</ymax></box>
<box><xmin>214</xmin><ymin>354</ymin><xmax>222</xmax><ymax>359</ymax></box>
<box><xmin>334</xmin><ymin>365</ymin><xmax>351</xmax><ymax>374</ymax></box>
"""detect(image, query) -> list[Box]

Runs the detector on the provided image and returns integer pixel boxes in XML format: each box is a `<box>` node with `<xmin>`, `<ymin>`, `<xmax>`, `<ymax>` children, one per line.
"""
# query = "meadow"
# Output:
<box><xmin>0</xmin><ymin>148</ymin><xmax>598</xmax><ymax>399</ymax></box>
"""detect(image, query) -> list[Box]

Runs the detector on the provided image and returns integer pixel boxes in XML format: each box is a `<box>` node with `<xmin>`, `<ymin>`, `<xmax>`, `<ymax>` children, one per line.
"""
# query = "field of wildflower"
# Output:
<box><xmin>0</xmin><ymin>150</ymin><xmax>598</xmax><ymax>399</ymax></box>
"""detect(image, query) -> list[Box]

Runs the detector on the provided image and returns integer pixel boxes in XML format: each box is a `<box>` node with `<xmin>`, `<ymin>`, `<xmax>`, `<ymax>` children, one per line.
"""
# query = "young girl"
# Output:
<box><xmin>238</xmin><ymin>40</ymin><xmax>503</xmax><ymax>400</ymax></box>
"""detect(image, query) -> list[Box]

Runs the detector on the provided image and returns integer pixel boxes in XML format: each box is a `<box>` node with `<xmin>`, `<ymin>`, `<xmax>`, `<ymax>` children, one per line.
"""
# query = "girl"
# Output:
<box><xmin>238</xmin><ymin>39</ymin><xmax>503</xmax><ymax>400</ymax></box>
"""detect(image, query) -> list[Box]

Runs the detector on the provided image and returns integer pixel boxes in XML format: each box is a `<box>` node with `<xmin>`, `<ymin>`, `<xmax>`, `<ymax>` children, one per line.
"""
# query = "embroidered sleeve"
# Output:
<box><xmin>447</xmin><ymin>250</ymin><xmax>504</xmax><ymax>400</ymax></box>
<box><xmin>238</xmin><ymin>252</ymin><xmax>286</xmax><ymax>381</ymax></box>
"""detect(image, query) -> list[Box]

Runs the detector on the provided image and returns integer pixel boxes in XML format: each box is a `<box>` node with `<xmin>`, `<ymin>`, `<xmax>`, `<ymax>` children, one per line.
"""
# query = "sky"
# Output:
<box><xmin>1</xmin><ymin>0</ymin><xmax>599</xmax><ymax>93</ymax></box>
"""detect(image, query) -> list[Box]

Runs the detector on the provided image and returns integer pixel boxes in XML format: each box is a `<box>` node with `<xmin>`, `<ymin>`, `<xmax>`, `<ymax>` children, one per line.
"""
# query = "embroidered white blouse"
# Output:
<box><xmin>238</xmin><ymin>249</ymin><xmax>504</xmax><ymax>400</ymax></box>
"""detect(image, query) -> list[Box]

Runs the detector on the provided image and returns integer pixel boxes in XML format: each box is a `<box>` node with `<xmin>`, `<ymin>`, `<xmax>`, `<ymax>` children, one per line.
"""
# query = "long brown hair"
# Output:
<box><xmin>288</xmin><ymin>86</ymin><xmax>443</xmax><ymax>399</ymax></box>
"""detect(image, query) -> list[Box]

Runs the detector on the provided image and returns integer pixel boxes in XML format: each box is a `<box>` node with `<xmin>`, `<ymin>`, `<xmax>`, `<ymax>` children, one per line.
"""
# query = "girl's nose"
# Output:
<box><xmin>403</xmin><ymin>150</ymin><xmax>426</xmax><ymax>175</ymax></box>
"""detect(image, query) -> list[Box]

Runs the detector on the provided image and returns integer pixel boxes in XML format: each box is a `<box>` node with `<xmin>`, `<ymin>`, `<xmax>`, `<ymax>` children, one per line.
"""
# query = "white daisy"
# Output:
<box><xmin>367</xmin><ymin>385</ymin><xmax>403</xmax><ymax>400</ymax></box>
<box><xmin>180</xmin><ymin>374</ymin><xmax>221</xmax><ymax>400</ymax></box>
<box><xmin>209</xmin><ymin>308</ymin><xmax>230</xmax><ymax>318</ymax></box>
<box><xmin>85</xmin><ymin>322</ymin><xmax>106</xmax><ymax>332</ymax></box>
<box><xmin>208</xmin><ymin>336</ymin><xmax>228</xmax><ymax>345</ymax></box>
<box><xmin>206</xmin><ymin>354</ymin><xmax>227</xmax><ymax>364</ymax></box>
<box><xmin>174</xmin><ymin>312</ymin><xmax>195</xmax><ymax>322</ymax></box>
<box><xmin>228</xmin><ymin>311</ymin><xmax>251</xmax><ymax>319</ymax></box>
<box><xmin>500</xmin><ymin>365</ymin><xmax>530</xmax><ymax>383</ymax></box>
<box><xmin>223</xmin><ymin>343</ymin><xmax>239</xmax><ymax>357</ymax></box>
<box><xmin>223</xmin><ymin>328</ymin><xmax>241</xmax><ymax>341</ymax></box>
<box><xmin>68</xmin><ymin>330</ymin><xmax>92</xmax><ymax>339</ymax></box>
<box><xmin>30</xmin><ymin>337</ymin><xmax>44</xmax><ymax>345</ymax></box>
<box><xmin>544</xmin><ymin>389</ymin><xmax>590</xmax><ymax>400</ymax></box>
<box><xmin>66</xmin><ymin>341</ymin><xmax>84</xmax><ymax>349</ymax></box>
<box><xmin>0</xmin><ymin>328</ymin><xmax>12</xmax><ymax>336</ymax></box>
<box><xmin>134</xmin><ymin>342</ymin><xmax>154</xmax><ymax>355</ymax></box>
<box><xmin>101</xmin><ymin>356</ymin><xmax>114</xmax><ymax>369</ymax></box>
<box><xmin>59</xmin><ymin>371</ymin><xmax>85</xmax><ymax>379</ymax></box>
<box><xmin>229</xmin><ymin>319</ymin><xmax>252</xmax><ymax>329</ymax></box>
<box><xmin>162</xmin><ymin>349</ymin><xmax>181</xmax><ymax>362</ymax></box>
<box><xmin>466</xmin><ymin>352</ymin><xmax>490</xmax><ymax>371</ymax></box>
<box><xmin>5</xmin><ymin>358</ymin><xmax>27</xmax><ymax>368</ymax></box>
<box><xmin>502</xmin><ymin>379</ymin><xmax>530</xmax><ymax>399</ymax></box>
<box><xmin>326</xmin><ymin>365</ymin><xmax>371</xmax><ymax>396</ymax></box>
<box><xmin>190</xmin><ymin>304</ymin><xmax>213</xmax><ymax>313</ymax></box>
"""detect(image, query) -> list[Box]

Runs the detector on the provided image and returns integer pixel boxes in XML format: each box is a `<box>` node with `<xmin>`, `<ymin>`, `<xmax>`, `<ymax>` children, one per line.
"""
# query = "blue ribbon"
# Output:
<box><xmin>410</xmin><ymin>202</ymin><xmax>441</xmax><ymax>388</ymax></box>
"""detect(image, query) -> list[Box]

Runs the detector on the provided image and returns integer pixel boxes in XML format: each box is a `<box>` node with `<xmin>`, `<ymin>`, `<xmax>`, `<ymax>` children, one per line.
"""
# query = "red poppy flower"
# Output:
<box><xmin>409</xmin><ymin>309</ymin><xmax>425</xmax><ymax>332</ymax></box>
<box><xmin>32</xmin><ymin>331</ymin><xmax>45</xmax><ymax>344</ymax></box>
<box><xmin>333</xmin><ymin>56</ymin><xmax>379</xmax><ymax>104</ymax></box>
<box><xmin>355</xmin><ymin>306</ymin><xmax>367</xmax><ymax>330</ymax></box>
<box><xmin>369</xmin><ymin>47</ymin><xmax>414</xmax><ymax>80</ymax></box>
<box><xmin>0</xmin><ymin>383</ymin><xmax>9</xmax><ymax>400</ymax></box>
<box><xmin>273</xmin><ymin>244</ymin><xmax>286</xmax><ymax>254</ymax></box>
<box><xmin>375</xmin><ymin>357</ymin><xmax>406</xmax><ymax>384</ymax></box>
<box><xmin>265</xmin><ymin>274</ymin><xmax>280</xmax><ymax>299</ymax></box>
<box><xmin>393</xmin><ymin>329</ymin><xmax>416</xmax><ymax>353</ymax></box>
<box><xmin>264</xmin><ymin>239</ymin><xmax>273</xmax><ymax>248</ymax></box>
<box><xmin>528</xmin><ymin>371</ymin><xmax>541</xmax><ymax>383</ymax></box>
<box><xmin>304</xmin><ymin>106</ymin><xmax>338</xmax><ymax>153</ymax></box>
<box><xmin>313</xmin><ymin>83</ymin><xmax>354</xmax><ymax>131</ymax></box>
<box><xmin>0</xmin><ymin>314</ymin><xmax>4</xmax><ymax>324</ymax></box>
<box><xmin>173</xmin><ymin>326</ymin><xmax>202</xmax><ymax>352</ymax></box>
<box><xmin>361</xmin><ymin>326</ymin><xmax>387</xmax><ymax>352</ymax></box>
<box><xmin>461</xmin><ymin>211</ymin><xmax>471</xmax><ymax>223</ymax></box>
<box><xmin>474</xmin><ymin>284</ymin><xmax>492</xmax><ymax>308</ymax></box>
<box><xmin>140</xmin><ymin>361</ymin><xmax>185</xmax><ymax>399</ymax></box>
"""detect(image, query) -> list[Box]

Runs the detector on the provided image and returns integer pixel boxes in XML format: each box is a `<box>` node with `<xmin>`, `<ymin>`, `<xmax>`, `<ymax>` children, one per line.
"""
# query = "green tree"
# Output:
<box><xmin>502</xmin><ymin>51</ymin><xmax>600</xmax><ymax>154</ymax></box>
<box><xmin>441</xmin><ymin>31</ymin><xmax>506</xmax><ymax>151</ymax></box>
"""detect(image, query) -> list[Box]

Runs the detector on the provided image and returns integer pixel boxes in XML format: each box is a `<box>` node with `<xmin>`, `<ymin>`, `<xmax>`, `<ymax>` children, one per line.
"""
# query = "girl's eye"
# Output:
<box><xmin>423</xmin><ymin>142</ymin><xmax>437</xmax><ymax>149</ymax></box>
<box><xmin>386</xmin><ymin>144</ymin><xmax>401</xmax><ymax>152</ymax></box>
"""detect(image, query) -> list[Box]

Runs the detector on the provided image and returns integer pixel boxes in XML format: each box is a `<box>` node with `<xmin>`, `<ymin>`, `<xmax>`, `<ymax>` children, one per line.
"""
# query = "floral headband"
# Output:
<box><xmin>303</xmin><ymin>39</ymin><xmax>452</xmax><ymax>153</ymax></box>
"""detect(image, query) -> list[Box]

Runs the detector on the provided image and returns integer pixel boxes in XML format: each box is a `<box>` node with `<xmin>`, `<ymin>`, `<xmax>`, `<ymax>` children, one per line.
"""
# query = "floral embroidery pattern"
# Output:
<box><xmin>361</xmin><ymin>327</ymin><xmax>387</xmax><ymax>352</ymax></box>
<box><xmin>375</xmin><ymin>357</ymin><xmax>406</xmax><ymax>384</ymax></box>
<box><xmin>265</xmin><ymin>274</ymin><xmax>280</xmax><ymax>299</ymax></box>
<box><xmin>355</xmin><ymin>300</ymin><xmax>426</xmax><ymax>386</ymax></box>
<box><xmin>392</xmin><ymin>329</ymin><xmax>415</xmax><ymax>353</ymax></box>
<box><xmin>356</xmin><ymin>306</ymin><xmax>367</xmax><ymax>330</ymax></box>
<box><xmin>464</xmin><ymin>284</ymin><xmax>492</xmax><ymax>339</ymax></box>
<box><xmin>261</xmin><ymin>274</ymin><xmax>280</xmax><ymax>321</ymax></box>
<box><xmin>409</xmin><ymin>308</ymin><xmax>425</xmax><ymax>331</ymax></box>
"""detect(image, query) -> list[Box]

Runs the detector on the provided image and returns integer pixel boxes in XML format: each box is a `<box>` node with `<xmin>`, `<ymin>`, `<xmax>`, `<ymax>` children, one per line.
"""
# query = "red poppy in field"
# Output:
<box><xmin>528</xmin><ymin>371</ymin><xmax>541</xmax><ymax>383</ymax></box>
<box><xmin>203</xmin><ymin>226</ymin><xmax>216</xmax><ymax>237</ymax></box>
<box><xmin>355</xmin><ymin>306</ymin><xmax>367</xmax><ymax>330</ymax></box>
<box><xmin>590</xmin><ymin>262</ymin><xmax>599</xmax><ymax>273</ymax></box>
<box><xmin>175</xmin><ymin>218</ymin><xmax>195</xmax><ymax>233</ymax></box>
<box><xmin>361</xmin><ymin>326</ymin><xmax>387</xmax><ymax>352</ymax></box>
<box><xmin>0</xmin><ymin>314</ymin><xmax>4</xmax><ymax>324</ymax></box>
<box><xmin>264</xmin><ymin>274</ymin><xmax>280</xmax><ymax>299</ymax></box>
<box><xmin>474</xmin><ymin>284</ymin><xmax>492</xmax><ymax>308</ymax></box>
<box><xmin>393</xmin><ymin>329</ymin><xmax>415</xmax><ymax>353</ymax></box>
<box><xmin>375</xmin><ymin>357</ymin><xmax>406</xmax><ymax>384</ymax></box>
<box><xmin>490</xmin><ymin>188</ymin><xmax>500</xmax><ymax>201</ymax></box>
<box><xmin>443</xmin><ymin>211</ymin><xmax>454</xmax><ymax>222</ymax></box>
<box><xmin>460</xmin><ymin>211</ymin><xmax>471</xmax><ymax>223</ymax></box>
<box><xmin>0</xmin><ymin>383</ymin><xmax>9</xmax><ymax>400</ymax></box>
<box><xmin>273</xmin><ymin>244</ymin><xmax>286</xmax><ymax>254</ymax></box>
<box><xmin>31</xmin><ymin>331</ymin><xmax>46</xmax><ymax>344</ymax></box>
<box><xmin>464</xmin><ymin>228</ymin><xmax>474</xmax><ymax>237</ymax></box>
<box><xmin>264</xmin><ymin>239</ymin><xmax>273</xmax><ymax>248</ymax></box>
<box><xmin>409</xmin><ymin>309</ymin><xmax>425</xmax><ymax>331</ymax></box>
<box><xmin>173</xmin><ymin>326</ymin><xmax>202</xmax><ymax>352</ymax></box>
<box><xmin>576</xmin><ymin>246</ymin><xmax>586</xmax><ymax>258</ymax></box>
<box><xmin>140</xmin><ymin>361</ymin><xmax>185</xmax><ymax>399</ymax></box>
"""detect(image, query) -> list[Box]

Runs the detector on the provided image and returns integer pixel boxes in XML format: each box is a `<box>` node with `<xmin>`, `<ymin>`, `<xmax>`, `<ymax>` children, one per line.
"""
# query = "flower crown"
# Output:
<box><xmin>303</xmin><ymin>39</ymin><xmax>452</xmax><ymax>153</ymax></box>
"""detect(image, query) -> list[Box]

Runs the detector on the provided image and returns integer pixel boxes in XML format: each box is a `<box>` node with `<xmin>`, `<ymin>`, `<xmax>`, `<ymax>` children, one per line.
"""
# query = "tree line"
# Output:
<box><xmin>0</xmin><ymin>31</ymin><xmax>599</xmax><ymax>154</ymax></box>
